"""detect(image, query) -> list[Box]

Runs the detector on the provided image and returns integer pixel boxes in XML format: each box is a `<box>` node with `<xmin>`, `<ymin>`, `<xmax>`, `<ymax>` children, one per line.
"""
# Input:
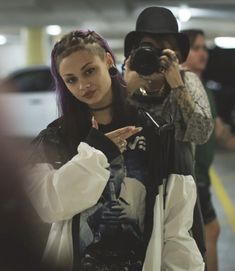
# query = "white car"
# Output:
<box><xmin>0</xmin><ymin>66</ymin><xmax>58</xmax><ymax>138</ymax></box>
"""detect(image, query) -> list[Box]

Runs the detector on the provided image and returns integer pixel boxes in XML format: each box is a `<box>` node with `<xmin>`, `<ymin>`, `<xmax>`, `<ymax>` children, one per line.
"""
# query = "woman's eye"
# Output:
<box><xmin>85</xmin><ymin>67</ymin><xmax>95</xmax><ymax>76</ymax></box>
<box><xmin>65</xmin><ymin>77</ymin><xmax>77</xmax><ymax>84</ymax></box>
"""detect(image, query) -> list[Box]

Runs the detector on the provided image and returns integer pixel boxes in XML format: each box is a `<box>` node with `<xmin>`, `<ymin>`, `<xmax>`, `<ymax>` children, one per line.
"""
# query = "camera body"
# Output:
<box><xmin>129</xmin><ymin>43</ymin><xmax>162</xmax><ymax>76</ymax></box>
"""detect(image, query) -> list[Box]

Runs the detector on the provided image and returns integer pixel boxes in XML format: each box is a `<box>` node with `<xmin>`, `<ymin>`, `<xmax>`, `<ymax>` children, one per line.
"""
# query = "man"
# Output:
<box><xmin>181</xmin><ymin>28</ymin><xmax>235</xmax><ymax>271</ymax></box>
<box><xmin>122</xmin><ymin>7</ymin><xmax>216</xmax><ymax>270</ymax></box>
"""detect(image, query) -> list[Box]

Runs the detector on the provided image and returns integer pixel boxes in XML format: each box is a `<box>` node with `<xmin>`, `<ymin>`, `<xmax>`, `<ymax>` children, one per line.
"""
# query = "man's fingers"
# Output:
<box><xmin>125</xmin><ymin>56</ymin><xmax>131</xmax><ymax>68</ymax></box>
<box><xmin>161</xmin><ymin>49</ymin><xmax>179</xmax><ymax>63</ymax></box>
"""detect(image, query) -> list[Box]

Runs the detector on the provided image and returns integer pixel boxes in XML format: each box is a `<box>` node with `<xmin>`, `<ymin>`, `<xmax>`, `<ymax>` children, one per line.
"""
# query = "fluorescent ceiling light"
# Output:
<box><xmin>0</xmin><ymin>35</ymin><xmax>7</xmax><ymax>45</ymax></box>
<box><xmin>178</xmin><ymin>6</ymin><xmax>191</xmax><ymax>22</ymax></box>
<box><xmin>214</xmin><ymin>37</ymin><xmax>235</xmax><ymax>49</ymax></box>
<box><xmin>46</xmin><ymin>25</ymin><xmax>61</xmax><ymax>36</ymax></box>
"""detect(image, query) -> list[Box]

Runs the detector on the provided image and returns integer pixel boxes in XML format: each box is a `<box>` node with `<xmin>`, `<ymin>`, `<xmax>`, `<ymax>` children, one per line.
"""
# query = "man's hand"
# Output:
<box><xmin>123</xmin><ymin>50</ymin><xmax>185</xmax><ymax>94</ymax></box>
<box><xmin>123</xmin><ymin>57</ymin><xmax>148</xmax><ymax>95</ymax></box>
<box><xmin>159</xmin><ymin>49</ymin><xmax>184</xmax><ymax>88</ymax></box>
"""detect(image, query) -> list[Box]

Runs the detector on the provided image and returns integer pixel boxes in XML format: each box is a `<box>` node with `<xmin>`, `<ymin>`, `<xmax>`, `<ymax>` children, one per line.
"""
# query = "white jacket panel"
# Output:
<box><xmin>25</xmin><ymin>142</ymin><xmax>110</xmax><ymax>223</ymax></box>
<box><xmin>142</xmin><ymin>183</ymin><xmax>164</xmax><ymax>271</ymax></box>
<box><xmin>143</xmin><ymin>175</ymin><xmax>204</xmax><ymax>271</ymax></box>
<box><xmin>162</xmin><ymin>174</ymin><xmax>205</xmax><ymax>271</ymax></box>
<box><xmin>43</xmin><ymin>220</ymin><xmax>73</xmax><ymax>270</ymax></box>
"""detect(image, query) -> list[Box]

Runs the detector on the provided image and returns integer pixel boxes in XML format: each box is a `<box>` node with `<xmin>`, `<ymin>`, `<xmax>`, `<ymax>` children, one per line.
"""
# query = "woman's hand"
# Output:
<box><xmin>105</xmin><ymin>126</ymin><xmax>142</xmax><ymax>152</ymax></box>
<box><xmin>92</xmin><ymin>116</ymin><xmax>142</xmax><ymax>152</ymax></box>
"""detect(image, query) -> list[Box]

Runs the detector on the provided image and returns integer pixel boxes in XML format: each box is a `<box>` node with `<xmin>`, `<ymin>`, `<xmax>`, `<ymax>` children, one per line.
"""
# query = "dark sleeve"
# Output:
<box><xmin>27</xmin><ymin>128</ymin><xmax>67</xmax><ymax>169</ymax></box>
<box><xmin>28</xmin><ymin>129</ymin><xmax>51</xmax><ymax>164</ymax></box>
<box><xmin>85</xmin><ymin>128</ymin><xmax>121</xmax><ymax>163</ymax></box>
<box><xmin>172</xmin><ymin>141</ymin><xmax>194</xmax><ymax>176</ymax></box>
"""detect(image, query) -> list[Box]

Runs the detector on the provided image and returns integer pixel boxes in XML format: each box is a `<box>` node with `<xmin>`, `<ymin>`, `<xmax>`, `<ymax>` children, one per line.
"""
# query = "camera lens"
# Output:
<box><xmin>130</xmin><ymin>44</ymin><xmax>162</xmax><ymax>76</ymax></box>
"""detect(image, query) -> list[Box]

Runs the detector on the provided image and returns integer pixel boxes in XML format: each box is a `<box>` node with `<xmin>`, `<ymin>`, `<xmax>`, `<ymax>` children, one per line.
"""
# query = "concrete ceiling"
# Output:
<box><xmin>0</xmin><ymin>0</ymin><xmax>235</xmax><ymax>46</ymax></box>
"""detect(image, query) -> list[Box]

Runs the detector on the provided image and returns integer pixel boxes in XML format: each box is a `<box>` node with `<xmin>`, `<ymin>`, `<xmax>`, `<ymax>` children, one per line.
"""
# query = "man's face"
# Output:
<box><xmin>185</xmin><ymin>34</ymin><xmax>208</xmax><ymax>73</ymax></box>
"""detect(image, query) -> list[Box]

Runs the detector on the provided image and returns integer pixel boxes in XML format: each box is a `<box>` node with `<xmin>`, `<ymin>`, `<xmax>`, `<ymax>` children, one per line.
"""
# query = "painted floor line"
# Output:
<box><xmin>210</xmin><ymin>167</ymin><xmax>235</xmax><ymax>234</ymax></box>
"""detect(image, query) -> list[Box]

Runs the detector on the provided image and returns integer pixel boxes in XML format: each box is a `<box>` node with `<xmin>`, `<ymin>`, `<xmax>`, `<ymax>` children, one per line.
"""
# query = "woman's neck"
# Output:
<box><xmin>91</xmin><ymin>108</ymin><xmax>112</xmax><ymax>125</ymax></box>
<box><xmin>88</xmin><ymin>89</ymin><xmax>113</xmax><ymax>125</ymax></box>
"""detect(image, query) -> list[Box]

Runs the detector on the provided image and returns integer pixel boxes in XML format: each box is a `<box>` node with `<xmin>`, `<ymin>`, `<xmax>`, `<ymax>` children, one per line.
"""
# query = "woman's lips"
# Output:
<box><xmin>83</xmin><ymin>90</ymin><xmax>96</xmax><ymax>99</ymax></box>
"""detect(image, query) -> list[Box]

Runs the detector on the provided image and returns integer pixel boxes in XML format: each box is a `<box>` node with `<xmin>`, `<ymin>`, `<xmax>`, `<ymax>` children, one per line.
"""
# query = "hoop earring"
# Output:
<box><xmin>109</xmin><ymin>66</ymin><xmax>118</xmax><ymax>78</ymax></box>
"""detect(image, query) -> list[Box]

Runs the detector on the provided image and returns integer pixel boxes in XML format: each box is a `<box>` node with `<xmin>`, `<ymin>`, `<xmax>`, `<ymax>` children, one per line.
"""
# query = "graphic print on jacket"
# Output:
<box><xmin>79</xmin><ymin>134</ymin><xmax>147</xmax><ymax>271</ymax></box>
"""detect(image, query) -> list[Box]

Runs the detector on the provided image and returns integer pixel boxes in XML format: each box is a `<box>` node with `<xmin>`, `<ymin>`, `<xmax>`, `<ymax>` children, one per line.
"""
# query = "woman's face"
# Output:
<box><xmin>186</xmin><ymin>34</ymin><xmax>208</xmax><ymax>73</ymax></box>
<box><xmin>59</xmin><ymin>49</ymin><xmax>113</xmax><ymax>108</ymax></box>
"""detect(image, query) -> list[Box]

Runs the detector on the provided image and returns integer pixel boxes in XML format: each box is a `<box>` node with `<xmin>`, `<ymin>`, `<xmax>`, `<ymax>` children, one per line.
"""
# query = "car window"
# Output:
<box><xmin>10</xmin><ymin>69</ymin><xmax>54</xmax><ymax>93</ymax></box>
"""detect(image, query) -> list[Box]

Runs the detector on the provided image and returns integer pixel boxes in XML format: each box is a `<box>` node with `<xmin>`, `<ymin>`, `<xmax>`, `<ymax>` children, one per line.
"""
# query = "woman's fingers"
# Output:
<box><xmin>106</xmin><ymin>126</ymin><xmax>142</xmax><ymax>140</ymax></box>
<box><xmin>91</xmin><ymin>116</ymin><xmax>99</xmax><ymax>129</ymax></box>
<box><xmin>118</xmin><ymin>139</ymin><xmax>128</xmax><ymax>153</ymax></box>
<box><xmin>92</xmin><ymin>118</ymin><xmax>139</xmax><ymax>152</ymax></box>
<box><xmin>105</xmin><ymin>126</ymin><xmax>142</xmax><ymax>152</ymax></box>
<box><xmin>91</xmin><ymin>117</ymin><xmax>142</xmax><ymax>152</ymax></box>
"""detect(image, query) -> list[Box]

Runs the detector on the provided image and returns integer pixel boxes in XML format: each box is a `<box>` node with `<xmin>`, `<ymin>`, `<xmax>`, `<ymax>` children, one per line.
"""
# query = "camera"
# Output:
<box><xmin>129</xmin><ymin>43</ymin><xmax>162</xmax><ymax>76</ymax></box>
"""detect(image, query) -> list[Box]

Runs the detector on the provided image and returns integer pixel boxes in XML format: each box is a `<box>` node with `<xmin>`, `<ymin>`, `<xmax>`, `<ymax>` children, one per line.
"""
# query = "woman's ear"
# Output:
<box><xmin>106</xmin><ymin>52</ymin><xmax>118</xmax><ymax>77</ymax></box>
<box><xmin>106</xmin><ymin>52</ymin><xmax>114</xmax><ymax>68</ymax></box>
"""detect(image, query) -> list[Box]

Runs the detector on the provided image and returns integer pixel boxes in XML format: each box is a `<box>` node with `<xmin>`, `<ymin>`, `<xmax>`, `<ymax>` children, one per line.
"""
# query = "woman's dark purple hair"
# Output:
<box><xmin>50</xmin><ymin>30</ymin><xmax>128</xmax><ymax>152</ymax></box>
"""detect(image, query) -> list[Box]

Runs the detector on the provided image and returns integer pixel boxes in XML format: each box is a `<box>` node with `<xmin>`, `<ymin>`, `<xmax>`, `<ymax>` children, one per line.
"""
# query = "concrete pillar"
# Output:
<box><xmin>22</xmin><ymin>27</ymin><xmax>47</xmax><ymax>66</ymax></box>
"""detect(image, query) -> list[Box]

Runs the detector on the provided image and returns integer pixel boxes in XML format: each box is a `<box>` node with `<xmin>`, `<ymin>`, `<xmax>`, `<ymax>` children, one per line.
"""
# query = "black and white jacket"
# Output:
<box><xmin>26</xmin><ymin>113</ymin><xmax>205</xmax><ymax>271</ymax></box>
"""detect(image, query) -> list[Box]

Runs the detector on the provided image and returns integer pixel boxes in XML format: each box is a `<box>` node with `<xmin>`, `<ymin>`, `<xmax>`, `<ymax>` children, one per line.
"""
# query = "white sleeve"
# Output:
<box><xmin>25</xmin><ymin>142</ymin><xmax>110</xmax><ymax>223</ymax></box>
<box><xmin>162</xmin><ymin>174</ymin><xmax>205</xmax><ymax>271</ymax></box>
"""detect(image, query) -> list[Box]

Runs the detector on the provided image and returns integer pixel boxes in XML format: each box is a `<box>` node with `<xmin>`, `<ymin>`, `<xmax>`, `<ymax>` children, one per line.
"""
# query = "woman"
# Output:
<box><xmin>26</xmin><ymin>29</ymin><xmax>204</xmax><ymax>271</ymax></box>
<box><xmin>181</xmin><ymin>29</ymin><xmax>221</xmax><ymax>271</ymax></box>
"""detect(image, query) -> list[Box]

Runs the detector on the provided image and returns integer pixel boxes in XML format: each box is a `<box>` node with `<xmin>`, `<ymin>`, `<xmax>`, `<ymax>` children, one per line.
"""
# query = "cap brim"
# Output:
<box><xmin>124</xmin><ymin>31</ymin><xmax>189</xmax><ymax>63</ymax></box>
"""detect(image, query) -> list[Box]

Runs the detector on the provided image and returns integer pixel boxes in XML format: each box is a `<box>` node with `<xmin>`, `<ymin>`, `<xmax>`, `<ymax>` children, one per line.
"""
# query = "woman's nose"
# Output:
<box><xmin>79</xmin><ymin>81</ymin><xmax>91</xmax><ymax>91</ymax></box>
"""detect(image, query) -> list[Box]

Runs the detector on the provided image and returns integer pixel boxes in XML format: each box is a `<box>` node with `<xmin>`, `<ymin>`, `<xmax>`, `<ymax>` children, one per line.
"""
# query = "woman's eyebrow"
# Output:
<box><xmin>62</xmin><ymin>62</ymin><xmax>93</xmax><ymax>76</ymax></box>
<box><xmin>81</xmin><ymin>62</ymin><xmax>92</xmax><ymax>71</ymax></box>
